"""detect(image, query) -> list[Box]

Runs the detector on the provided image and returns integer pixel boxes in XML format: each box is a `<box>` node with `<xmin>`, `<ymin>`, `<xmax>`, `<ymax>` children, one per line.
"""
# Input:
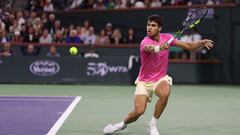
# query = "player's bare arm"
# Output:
<box><xmin>175</xmin><ymin>39</ymin><xmax>214</xmax><ymax>51</ymax></box>
<box><xmin>144</xmin><ymin>43</ymin><xmax>170</xmax><ymax>53</ymax></box>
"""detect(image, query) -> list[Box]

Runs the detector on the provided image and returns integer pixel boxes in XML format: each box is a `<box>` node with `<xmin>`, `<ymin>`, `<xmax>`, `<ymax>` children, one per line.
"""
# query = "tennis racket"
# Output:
<box><xmin>167</xmin><ymin>7</ymin><xmax>208</xmax><ymax>45</ymax></box>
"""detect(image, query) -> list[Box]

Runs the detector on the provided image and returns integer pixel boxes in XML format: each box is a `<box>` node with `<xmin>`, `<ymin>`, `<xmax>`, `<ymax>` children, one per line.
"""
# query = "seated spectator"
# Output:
<box><xmin>53</xmin><ymin>20</ymin><xmax>64</xmax><ymax>34</ymax></box>
<box><xmin>23</xmin><ymin>27</ymin><xmax>39</xmax><ymax>43</ymax></box>
<box><xmin>0</xmin><ymin>20</ymin><xmax>6</xmax><ymax>33</ymax></box>
<box><xmin>39</xmin><ymin>28</ymin><xmax>53</xmax><ymax>43</ymax></box>
<box><xmin>95</xmin><ymin>29</ymin><xmax>110</xmax><ymax>45</ymax></box>
<box><xmin>84</xmin><ymin>26</ymin><xmax>96</xmax><ymax>45</ymax></box>
<box><xmin>9</xmin><ymin>20</ymin><xmax>19</xmax><ymax>35</ymax></box>
<box><xmin>69</xmin><ymin>0</ymin><xmax>84</xmax><ymax>10</ymax></box>
<box><xmin>144</xmin><ymin>0</ymin><xmax>151</xmax><ymax>7</ymax></box>
<box><xmin>53</xmin><ymin>0</ymin><xmax>66</xmax><ymax>10</ymax></box>
<box><xmin>25</xmin><ymin>0</ymin><xmax>41</xmax><ymax>12</ymax></box>
<box><xmin>80</xmin><ymin>20</ymin><xmax>91</xmax><ymax>42</ymax></box>
<box><xmin>65</xmin><ymin>29</ymin><xmax>83</xmax><ymax>44</ymax></box>
<box><xmin>0</xmin><ymin>42</ymin><xmax>14</xmax><ymax>57</ymax></box>
<box><xmin>80</xmin><ymin>0</ymin><xmax>95</xmax><ymax>9</ymax></box>
<box><xmin>150</xmin><ymin>0</ymin><xmax>162</xmax><ymax>7</ymax></box>
<box><xmin>111</xmin><ymin>28</ymin><xmax>123</xmax><ymax>45</ymax></box>
<box><xmin>134</xmin><ymin>0</ymin><xmax>146</xmax><ymax>8</ymax></box>
<box><xmin>114</xmin><ymin>0</ymin><xmax>126</xmax><ymax>9</ymax></box>
<box><xmin>53</xmin><ymin>30</ymin><xmax>65</xmax><ymax>43</ymax></box>
<box><xmin>41</xmin><ymin>12</ymin><xmax>48</xmax><ymax>25</ymax></box>
<box><xmin>21</xmin><ymin>44</ymin><xmax>40</xmax><ymax>56</ymax></box>
<box><xmin>84</xmin><ymin>48</ymin><xmax>99</xmax><ymax>58</ymax></box>
<box><xmin>16</xmin><ymin>11</ymin><xmax>26</xmax><ymax>29</ymax></box>
<box><xmin>46</xmin><ymin>45</ymin><xmax>60</xmax><ymax>57</ymax></box>
<box><xmin>62</xmin><ymin>26</ymin><xmax>70</xmax><ymax>39</ymax></box>
<box><xmin>44</xmin><ymin>13</ymin><xmax>56</xmax><ymax>34</ymax></box>
<box><xmin>12</xmin><ymin>31</ymin><xmax>22</xmax><ymax>42</ymax></box>
<box><xmin>93</xmin><ymin>0</ymin><xmax>106</xmax><ymax>10</ymax></box>
<box><xmin>106</xmin><ymin>0</ymin><xmax>115</xmax><ymax>9</ymax></box>
<box><xmin>43</xmin><ymin>0</ymin><xmax>54</xmax><ymax>12</ymax></box>
<box><xmin>124</xmin><ymin>28</ymin><xmax>137</xmax><ymax>43</ymax></box>
<box><xmin>33</xmin><ymin>17</ymin><xmax>43</xmax><ymax>33</ymax></box>
<box><xmin>105</xmin><ymin>22</ymin><xmax>113</xmax><ymax>39</ymax></box>
<box><xmin>0</xmin><ymin>30</ymin><xmax>11</xmax><ymax>43</ymax></box>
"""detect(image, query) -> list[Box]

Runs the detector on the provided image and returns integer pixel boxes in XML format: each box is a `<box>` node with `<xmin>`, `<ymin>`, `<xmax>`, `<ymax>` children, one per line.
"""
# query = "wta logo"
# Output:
<box><xmin>30</xmin><ymin>60</ymin><xmax>60</xmax><ymax>76</ymax></box>
<box><xmin>87</xmin><ymin>62</ymin><xmax>128</xmax><ymax>76</ymax></box>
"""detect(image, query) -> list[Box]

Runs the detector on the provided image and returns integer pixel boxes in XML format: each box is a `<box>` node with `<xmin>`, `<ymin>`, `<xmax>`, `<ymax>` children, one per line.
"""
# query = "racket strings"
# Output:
<box><xmin>183</xmin><ymin>8</ymin><xmax>208</xmax><ymax>28</ymax></box>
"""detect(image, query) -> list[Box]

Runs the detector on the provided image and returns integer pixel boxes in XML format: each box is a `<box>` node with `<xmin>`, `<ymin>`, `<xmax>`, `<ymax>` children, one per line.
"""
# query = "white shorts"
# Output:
<box><xmin>134</xmin><ymin>75</ymin><xmax>173</xmax><ymax>102</ymax></box>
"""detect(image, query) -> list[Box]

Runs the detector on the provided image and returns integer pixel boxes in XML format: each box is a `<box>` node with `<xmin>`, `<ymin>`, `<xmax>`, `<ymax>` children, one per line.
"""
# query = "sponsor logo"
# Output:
<box><xmin>30</xmin><ymin>60</ymin><xmax>60</xmax><ymax>76</ymax></box>
<box><xmin>87</xmin><ymin>62</ymin><xmax>128</xmax><ymax>76</ymax></box>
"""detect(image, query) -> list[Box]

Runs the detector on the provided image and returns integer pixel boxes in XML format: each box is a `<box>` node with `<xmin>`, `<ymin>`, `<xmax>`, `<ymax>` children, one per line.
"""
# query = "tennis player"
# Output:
<box><xmin>103</xmin><ymin>14</ymin><xmax>213</xmax><ymax>135</ymax></box>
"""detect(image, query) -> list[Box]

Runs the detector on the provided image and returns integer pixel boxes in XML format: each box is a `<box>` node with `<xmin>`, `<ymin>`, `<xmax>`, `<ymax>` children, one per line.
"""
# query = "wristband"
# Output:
<box><xmin>154</xmin><ymin>46</ymin><xmax>161</xmax><ymax>53</ymax></box>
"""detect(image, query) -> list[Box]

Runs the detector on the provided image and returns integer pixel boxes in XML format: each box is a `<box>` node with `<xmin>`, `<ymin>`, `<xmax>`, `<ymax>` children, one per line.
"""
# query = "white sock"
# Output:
<box><xmin>150</xmin><ymin>116</ymin><xmax>158</xmax><ymax>126</ymax></box>
<box><xmin>115</xmin><ymin>121</ymin><xmax>126</xmax><ymax>128</ymax></box>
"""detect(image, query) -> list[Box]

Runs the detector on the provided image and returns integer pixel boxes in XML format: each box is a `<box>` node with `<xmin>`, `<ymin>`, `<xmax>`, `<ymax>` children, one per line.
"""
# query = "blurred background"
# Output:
<box><xmin>0</xmin><ymin>0</ymin><xmax>239</xmax><ymax>84</ymax></box>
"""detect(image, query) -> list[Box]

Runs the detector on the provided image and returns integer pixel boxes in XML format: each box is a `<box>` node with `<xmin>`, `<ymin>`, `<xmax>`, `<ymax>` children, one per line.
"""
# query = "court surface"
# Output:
<box><xmin>0</xmin><ymin>96</ymin><xmax>80</xmax><ymax>135</ymax></box>
<box><xmin>0</xmin><ymin>84</ymin><xmax>239</xmax><ymax>135</ymax></box>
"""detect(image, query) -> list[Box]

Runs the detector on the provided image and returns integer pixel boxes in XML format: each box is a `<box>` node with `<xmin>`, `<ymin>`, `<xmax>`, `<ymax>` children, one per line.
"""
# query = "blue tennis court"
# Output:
<box><xmin>0</xmin><ymin>96</ymin><xmax>81</xmax><ymax>135</ymax></box>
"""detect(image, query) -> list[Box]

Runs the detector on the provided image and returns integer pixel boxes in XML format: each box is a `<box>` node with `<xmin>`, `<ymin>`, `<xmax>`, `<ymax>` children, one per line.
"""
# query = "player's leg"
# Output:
<box><xmin>124</xmin><ymin>94</ymin><xmax>148</xmax><ymax>124</ymax></box>
<box><xmin>103</xmin><ymin>80</ymin><xmax>151</xmax><ymax>134</ymax></box>
<box><xmin>153</xmin><ymin>81</ymin><xmax>171</xmax><ymax>119</ymax></box>
<box><xmin>149</xmin><ymin>76</ymin><xmax>172</xmax><ymax>135</ymax></box>
<box><xmin>103</xmin><ymin>95</ymin><xmax>148</xmax><ymax>134</ymax></box>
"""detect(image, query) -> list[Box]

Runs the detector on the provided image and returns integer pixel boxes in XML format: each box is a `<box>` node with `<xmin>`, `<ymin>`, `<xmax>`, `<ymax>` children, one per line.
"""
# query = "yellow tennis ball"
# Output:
<box><xmin>70</xmin><ymin>47</ymin><xmax>78</xmax><ymax>55</ymax></box>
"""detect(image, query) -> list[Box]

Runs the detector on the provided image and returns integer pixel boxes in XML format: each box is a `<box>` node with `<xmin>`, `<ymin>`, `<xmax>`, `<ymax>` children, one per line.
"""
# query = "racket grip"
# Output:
<box><xmin>167</xmin><ymin>37</ymin><xmax>175</xmax><ymax>45</ymax></box>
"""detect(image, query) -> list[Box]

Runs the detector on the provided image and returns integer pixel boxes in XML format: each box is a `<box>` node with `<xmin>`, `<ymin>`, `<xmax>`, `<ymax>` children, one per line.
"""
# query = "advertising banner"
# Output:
<box><xmin>0</xmin><ymin>57</ymin><xmax>137</xmax><ymax>84</ymax></box>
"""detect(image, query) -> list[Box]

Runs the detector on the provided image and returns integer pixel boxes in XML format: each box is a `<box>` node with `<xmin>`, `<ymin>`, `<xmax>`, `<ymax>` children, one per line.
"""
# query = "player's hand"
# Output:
<box><xmin>200</xmin><ymin>39</ymin><xmax>214</xmax><ymax>50</ymax></box>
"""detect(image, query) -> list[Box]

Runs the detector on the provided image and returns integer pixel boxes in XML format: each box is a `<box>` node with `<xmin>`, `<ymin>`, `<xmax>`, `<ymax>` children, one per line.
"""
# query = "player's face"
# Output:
<box><xmin>147</xmin><ymin>21</ymin><xmax>161</xmax><ymax>37</ymax></box>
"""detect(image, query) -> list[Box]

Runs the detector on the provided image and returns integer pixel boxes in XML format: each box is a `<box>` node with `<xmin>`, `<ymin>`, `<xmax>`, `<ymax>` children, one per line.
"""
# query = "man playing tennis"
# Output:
<box><xmin>103</xmin><ymin>14</ymin><xmax>213</xmax><ymax>135</ymax></box>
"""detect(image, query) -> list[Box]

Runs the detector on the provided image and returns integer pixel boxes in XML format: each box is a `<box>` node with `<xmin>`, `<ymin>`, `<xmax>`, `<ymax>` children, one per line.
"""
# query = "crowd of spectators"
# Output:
<box><xmin>0</xmin><ymin>0</ymin><xmax>232</xmax><ymax>59</ymax></box>
<box><xmin>0</xmin><ymin>7</ymin><xmax>138</xmax><ymax>58</ymax></box>
<box><xmin>0</xmin><ymin>9</ymin><xmax>136</xmax><ymax>45</ymax></box>
<box><xmin>25</xmin><ymin>0</ymin><xmax>234</xmax><ymax>11</ymax></box>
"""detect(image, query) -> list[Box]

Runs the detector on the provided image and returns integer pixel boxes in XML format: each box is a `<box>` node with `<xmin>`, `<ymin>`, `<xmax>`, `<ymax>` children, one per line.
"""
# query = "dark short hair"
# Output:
<box><xmin>148</xmin><ymin>15</ymin><xmax>163</xmax><ymax>27</ymax></box>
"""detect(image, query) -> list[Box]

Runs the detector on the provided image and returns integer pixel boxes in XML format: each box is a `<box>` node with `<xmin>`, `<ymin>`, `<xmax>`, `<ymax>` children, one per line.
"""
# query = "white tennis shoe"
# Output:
<box><xmin>103</xmin><ymin>123</ymin><xmax>127</xmax><ymax>134</ymax></box>
<box><xmin>148</xmin><ymin>125</ymin><xmax>160</xmax><ymax>135</ymax></box>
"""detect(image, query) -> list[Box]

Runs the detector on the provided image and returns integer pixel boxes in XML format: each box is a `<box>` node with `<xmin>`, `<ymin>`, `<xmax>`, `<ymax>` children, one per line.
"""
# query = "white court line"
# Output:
<box><xmin>0</xmin><ymin>98</ymin><xmax>74</xmax><ymax>102</ymax></box>
<box><xmin>46</xmin><ymin>96</ymin><xmax>82</xmax><ymax>135</ymax></box>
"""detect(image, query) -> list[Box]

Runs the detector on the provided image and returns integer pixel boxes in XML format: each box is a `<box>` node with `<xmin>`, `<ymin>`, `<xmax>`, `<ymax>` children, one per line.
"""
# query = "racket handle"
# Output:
<box><xmin>167</xmin><ymin>37</ymin><xmax>175</xmax><ymax>45</ymax></box>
